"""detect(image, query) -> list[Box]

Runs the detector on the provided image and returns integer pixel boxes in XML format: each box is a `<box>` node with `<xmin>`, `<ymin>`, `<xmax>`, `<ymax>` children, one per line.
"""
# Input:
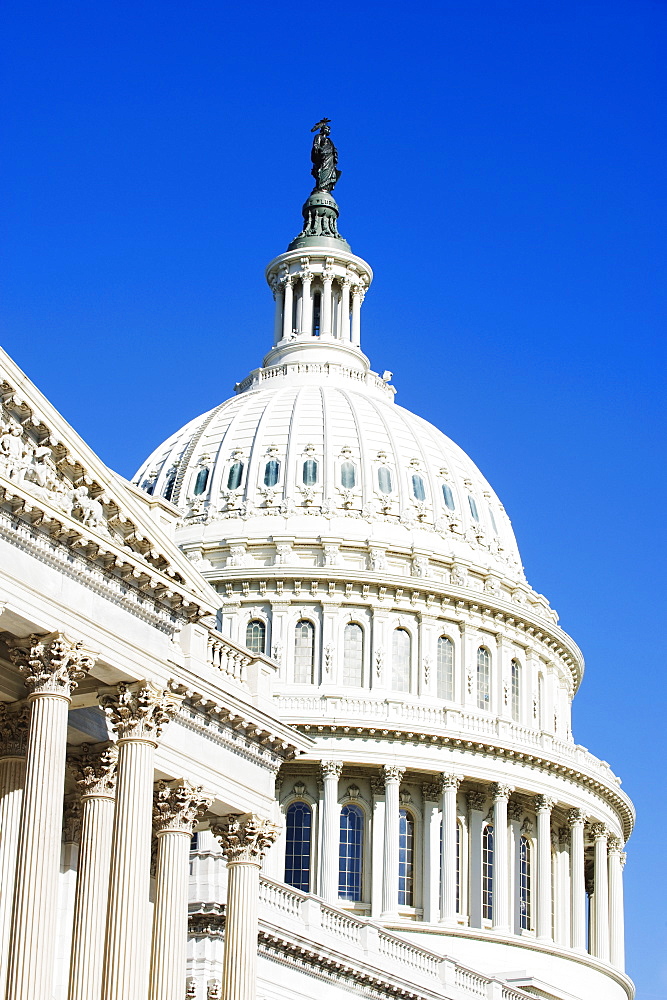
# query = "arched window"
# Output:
<box><xmin>285</xmin><ymin>802</ymin><xmax>312</xmax><ymax>892</ymax></box>
<box><xmin>264</xmin><ymin>459</ymin><xmax>280</xmax><ymax>487</ymax></box>
<box><xmin>392</xmin><ymin>628</ymin><xmax>411</xmax><ymax>692</ymax></box>
<box><xmin>302</xmin><ymin>459</ymin><xmax>318</xmax><ymax>486</ymax></box>
<box><xmin>312</xmin><ymin>290</ymin><xmax>321</xmax><ymax>336</ymax></box>
<box><xmin>193</xmin><ymin>467</ymin><xmax>209</xmax><ymax>496</ymax></box>
<box><xmin>511</xmin><ymin>659</ymin><xmax>521</xmax><ymax>722</ymax></box>
<box><xmin>163</xmin><ymin>467</ymin><xmax>177</xmax><ymax>502</ymax></box>
<box><xmin>245</xmin><ymin>620</ymin><xmax>266</xmax><ymax>655</ymax></box>
<box><xmin>477</xmin><ymin>647</ymin><xmax>491</xmax><ymax>710</ymax></box>
<box><xmin>339</xmin><ymin>804</ymin><xmax>363</xmax><ymax>901</ymax></box>
<box><xmin>519</xmin><ymin>835</ymin><xmax>532</xmax><ymax>930</ymax></box>
<box><xmin>468</xmin><ymin>495</ymin><xmax>479</xmax><ymax>522</ymax></box>
<box><xmin>294</xmin><ymin>620</ymin><xmax>315</xmax><ymax>683</ymax></box>
<box><xmin>437</xmin><ymin>636</ymin><xmax>454</xmax><ymax>700</ymax></box>
<box><xmin>412</xmin><ymin>474</ymin><xmax>426</xmax><ymax>501</ymax></box>
<box><xmin>482</xmin><ymin>824</ymin><xmax>494</xmax><ymax>920</ymax></box>
<box><xmin>340</xmin><ymin>461</ymin><xmax>356</xmax><ymax>489</ymax></box>
<box><xmin>227</xmin><ymin>462</ymin><xmax>244</xmax><ymax>490</ymax></box>
<box><xmin>442</xmin><ymin>483</ymin><xmax>455</xmax><ymax>510</ymax></box>
<box><xmin>398</xmin><ymin>810</ymin><xmax>415</xmax><ymax>906</ymax></box>
<box><xmin>343</xmin><ymin>623</ymin><xmax>363</xmax><ymax>687</ymax></box>
<box><xmin>378</xmin><ymin>467</ymin><xmax>392</xmax><ymax>494</ymax></box>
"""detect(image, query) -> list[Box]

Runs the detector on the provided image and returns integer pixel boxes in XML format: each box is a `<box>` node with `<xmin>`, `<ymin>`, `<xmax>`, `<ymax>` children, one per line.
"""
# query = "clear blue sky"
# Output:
<box><xmin>1</xmin><ymin>1</ymin><xmax>665</xmax><ymax>994</ymax></box>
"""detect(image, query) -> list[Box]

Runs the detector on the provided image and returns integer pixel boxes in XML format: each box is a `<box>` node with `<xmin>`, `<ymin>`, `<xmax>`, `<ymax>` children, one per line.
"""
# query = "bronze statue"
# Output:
<box><xmin>310</xmin><ymin>118</ymin><xmax>341</xmax><ymax>193</ymax></box>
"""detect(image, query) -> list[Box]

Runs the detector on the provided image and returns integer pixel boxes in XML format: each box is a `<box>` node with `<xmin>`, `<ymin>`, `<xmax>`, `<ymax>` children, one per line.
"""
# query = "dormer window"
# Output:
<box><xmin>193</xmin><ymin>467</ymin><xmax>209</xmax><ymax>496</ymax></box>
<box><xmin>468</xmin><ymin>495</ymin><xmax>479</xmax><ymax>521</ymax></box>
<box><xmin>302</xmin><ymin>459</ymin><xmax>318</xmax><ymax>486</ymax></box>
<box><xmin>412</xmin><ymin>474</ymin><xmax>426</xmax><ymax>501</ymax></box>
<box><xmin>442</xmin><ymin>483</ymin><xmax>455</xmax><ymax>510</ymax></box>
<box><xmin>341</xmin><ymin>461</ymin><xmax>356</xmax><ymax>489</ymax></box>
<box><xmin>227</xmin><ymin>462</ymin><xmax>244</xmax><ymax>490</ymax></box>
<box><xmin>264</xmin><ymin>459</ymin><xmax>280</xmax><ymax>487</ymax></box>
<box><xmin>378</xmin><ymin>467</ymin><xmax>392</xmax><ymax>494</ymax></box>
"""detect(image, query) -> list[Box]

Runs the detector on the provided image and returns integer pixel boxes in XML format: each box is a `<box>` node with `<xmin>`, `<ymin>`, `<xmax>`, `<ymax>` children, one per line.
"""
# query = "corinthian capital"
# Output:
<box><xmin>590</xmin><ymin>821</ymin><xmax>608</xmax><ymax>840</ymax></box>
<box><xmin>100</xmin><ymin>682</ymin><xmax>182</xmax><ymax>742</ymax></box>
<box><xmin>153</xmin><ymin>779</ymin><xmax>212</xmax><ymax>836</ymax></box>
<box><xmin>607</xmin><ymin>835</ymin><xmax>623</xmax><ymax>854</ymax></box>
<box><xmin>211</xmin><ymin>813</ymin><xmax>280</xmax><ymax>865</ymax></box>
<box><xmin>320</xmin><ymin>759</ymin><xmax>343</xmax><ymax>780</ymax></box>
<box><xmin>0</xmin><ymin>703</ymin><xmax>31</xmax><ymax>757</ymax></box>
<box><xmin>68</xmin><ymin>742</ymin><xmax>118</xmax><ymax>798</ymax></box>
<box><xmin>567</xmin><ymin>807</ymin><xmax>586</xmax><ymax>829</ymax></box>
<box><xmin>492</xmin><ymin>782</ymin><xmax>514</xmax><ymax>802</ymax></box>
<box><xmin>440</xmin><ymin>772</ymin><xmax>463</xmax><ymax>792</ymax></box>
<box><xmin>383</xmin><ymin>764</ymin><xmax>405</xmax><ymax>783</ymax></box>
<box><xmin>534</xmin><ymin>794</ymin><xmax>556</xmax><ymax>814</ymax></box>
<box><xmin>8</xmin><ymin>632</ymin><xmax>96</xmax><ymax>698</ymax></box>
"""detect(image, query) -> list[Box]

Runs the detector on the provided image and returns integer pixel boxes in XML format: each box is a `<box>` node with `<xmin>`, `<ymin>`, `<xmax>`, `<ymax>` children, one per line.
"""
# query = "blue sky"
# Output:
<box><xmin>1</xmin><ymin>1</ymin><xmax>665</xmax><ymax>994</ymax></box>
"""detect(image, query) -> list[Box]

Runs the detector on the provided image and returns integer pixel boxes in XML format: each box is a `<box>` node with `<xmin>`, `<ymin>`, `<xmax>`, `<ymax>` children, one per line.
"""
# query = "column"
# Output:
<box><xmin>568</xmin><ymin>808</ymin><xmax>586</xmax><ymax>951</ymax></box>
<box><xmin>100</xmin><ymin>682</ymin><xmax>182</xmax><ymax>1000</ymax></box>
<box><xmin>321</xmin><ymin>268</ymin><xmax>333</xmax><ymax>337</ymax></box>
<box><xmin>150</xmin><ymin>780</ymin><xmax>212</xmax><ymax>1000</ymax></box>
<box><xmin>535</xmin><ymin>795</ymin><xmax>555</xmax><ymax>941</ymax></box>
<box><xmin>421</xmin><ymin>783</ymin><xmax>440</xmax><ymax>924</ymax></box>
<box><xmin>467</xmin><ymin>788</ymin><xmax>486</xmax><ymax>928</ymax></box>
<box><xmin>0</xmin><ymin>704</ymin><xmax>30</xmax><ymax>998</ymax></box>
<box><xmin>492</xmin><ymin>784</ymin><xmax>513</xmax><ymax>933</ymax></box>
<box><xmin>608</xmin><ymin>840</ymin><xmax>625</xmax><ymax>970</ymax></box>
<box><xmin>381</xmin><ymin>764</ymin><xmax>405</xmax><ymax>918</ymax></box>
<box><xmin>351</xmin><ymin>285</ymin><xmax>363</xmax><ymax>347</ymax></box>
<box><xmin>5</xmin><ymin>633</ymin><xmax>95</xmax><ymax>1000</ymax></box>
<box><xmin>281</xmin><ymin>275</ymin><xmax>293</xmax><ymax>340</ymax></box>
<box><xmin>591</xmin><ymin>822</ymin><xmax>610</xmax><ymax>961</ymax></box>
<box><xmin>508</xmin><ymin>801</ymin><xmax>523</xmax><ymax>936</ymax></box>
<box><xmin>555</xmin><ymin>826</ymin><xmax>571</xmax><ymax>947</ymax></box>
<box><xmin>440</xmin><ymin>773</ymin><xmax>462</xmax><ymax>925</ymax></box>
<box><xmin>300</xmin><ymin>263</ymin><xmax>313</xmax><ymax>336</ymax></box>
<box><xmin>340</xmin><ymin>277</ymin><xmax>351</xmax><ymax>342</ymax></box>
<box><xmin>67</xmin><ymin>742</ymin><xmax>118</xmax><ymax>1000</ymax></box>
<box><xmin>370</xmin><ymin>775</ymin><xmax>385</xmax><ymax>918</ymax></box>
<box><xmin>272</xmin><ymin>280</ymin><xmax>284</xmax><ymax>346</ymax></box>
<box><xmin>212</xmin><ymin>813</ymin><xmax>280</xmax><ymax>1000</ymax></box>
<box><xmin>319</xmin><ymin>760</ymin><xmax>343</xmax><ymax>902</ymax></box>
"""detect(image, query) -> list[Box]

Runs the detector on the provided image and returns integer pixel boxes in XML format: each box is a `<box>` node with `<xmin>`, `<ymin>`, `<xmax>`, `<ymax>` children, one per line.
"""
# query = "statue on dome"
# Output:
<box><xmin>310</xmin><ymin>118</ymin><xmax>341</xmax><ymax>192</ymax></box>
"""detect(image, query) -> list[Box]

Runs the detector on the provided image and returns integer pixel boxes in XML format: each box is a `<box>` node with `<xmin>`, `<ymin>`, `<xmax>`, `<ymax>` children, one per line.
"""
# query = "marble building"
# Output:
<box><xmin>0</xmin><ymin>124</ymin><xmax>633</xmax><ymax>1000</ymax></box>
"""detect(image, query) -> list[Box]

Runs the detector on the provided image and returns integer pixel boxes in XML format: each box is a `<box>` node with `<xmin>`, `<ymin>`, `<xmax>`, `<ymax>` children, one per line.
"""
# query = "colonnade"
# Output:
<box><xmin>272</xmin><ymin>258</ymin><xmax>366</xmax><ymax>346</ymax></box>
<box><xmin>313</xmin><ymin>762</ymin><xmax>626</xmax><ymax>970</ymax></box>
<box><xmin>0</xmin><ymin>632</ymin><xmax>279</xmax><ymax>1000</ymax></box>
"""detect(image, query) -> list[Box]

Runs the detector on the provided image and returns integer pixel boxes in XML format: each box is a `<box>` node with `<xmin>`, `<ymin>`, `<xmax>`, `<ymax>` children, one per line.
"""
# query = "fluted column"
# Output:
<box><xmin>535</xmin><ymin>795</ymin><xmax>555</xmax><ymax>941</ymax></box>
<box><xmin>568</xmin><ymin>808</ymin><xmax>586</xmax><ymax>951</ymax></box>
<box><xmin>300</xmin><ymin>263</ymin><xmax>313</xmax><ymax>335</ymax></box>
<box><xmin>100</xmin><ymin>682</ymin><xmax>182</xmax><ymax>1000</ymax></box>
<box><xmin>421</xmin><ymin>782</ymin><xmax>440</xmax><ymax>924</ymax></box>
<box><xmin>467</xmin><ymin>788</ymin><xmax>486</xmax><ymax>928</ymax></box>
<box><xmin>321</xmin><ymin>267</ymin><xmax>333</xmax><ymax>336</ymax></box>
<box><xmin>381</xmin><ymin>764</ymin><xmax>404</xmax><ymax>918</ymax></box>
<box><xmin>319</xmin><ymin>760</ymin><xmax>342</xmax><ymax>902</ymax></box>
<box><xmin>591</xmin><ymin>822</ymin><xmax>610</xmax><ymax>961</ymax></box>
<box><xmin>282</xmin><ymin>276</ymin><xmax>294</xmax><ymax>340</ymax></box>
<box><xmin>67</xmin><ymin>742</ymin><xmax>118</xmax><ymax>1000</ymax></box>
<box><xmin>4</xmin><ymin>633</ymin><xmax>95</xmax><ymax>1000</ymax></box>
<box><xmin>351</xmin><ymin>284</ymin><xmax>363</xmax><ymax>347</ymax></box>
<box><xmin>440</xmin><ymin>773</ymin><xmax>462</xmax><ymax>925</ymax></box>
<box><xmin>212</xmin><ymin>813</ymin><xmax>280</xmax><ymax>1000</ymax></box>
<box><xmin>150</xmin><ymin>780</ymin><xmax>212</xmax><ymax>1000</ymax></box>
<box><xmin>340</xmin><ymin>277</ymin><xmax>351</xmax><ymax>342</ymax></box>
<box><xmin>272</xmin><ymin>280</ymin><xmax>284</xmax><ymax>346</ymax></box>
<box><xmin>608</xmin><ymin>841</ymin><xmax>625</xmax><ymax>970</ymax></box>
<box><xmin>492</xmin><ymin>784</ymin><xmax>513</xmax><ymax>932</ymax></box>
<box><xmin>0</xmin><ymin>704</ymin><xmax>30</xmax><ymax>998</ymax></box>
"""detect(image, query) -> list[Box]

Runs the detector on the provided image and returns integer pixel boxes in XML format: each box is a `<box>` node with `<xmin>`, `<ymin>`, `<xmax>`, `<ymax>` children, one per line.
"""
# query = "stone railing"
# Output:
<box><xmin>235</xmin><ymin>362</ymin><xmax>394</xmax><ymax>399</ymax></box>
<box><xmin>203</xmin><ymin>625</ymin><xmax>278</xmax><ymax>700</ymax></box>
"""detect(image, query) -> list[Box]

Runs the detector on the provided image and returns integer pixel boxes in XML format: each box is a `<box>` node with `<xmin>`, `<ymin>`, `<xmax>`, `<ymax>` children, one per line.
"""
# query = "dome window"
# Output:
<box><xmin>412</xmin><ymin>474</ymin><xmax>426</xmax><ymax>501</ymax></box>
<box><xmin>437</xmin><ymin>636</ymin><xmax>454</xmax><ymax>701</ymax></box>
<box><xmin>162</xmin><ymin>467</ymin><xmax>177</xmax><ymax>502</ymax></box>
<box><xmin>227</xmin><ymin>461</ymin><xmax>244</xmax><ymax>491</ymax></box>
<box><xmin>340</xmin><ymin>461</ymin><xmax>356</xmax><ymax>489</ymax></box>
<box><xmin>264</xmin><ymin>459</ymin><xmax>280</xmax><ymax>487</ymax></box>
<box><xmin>489</xmin><ymin>507</ymin><xmax>498</xmax><ymax>534</ymax></box>
<box><xmin>392</xmin><ymin>628</ymin><xmax>411</xmax><ymax>693</ymax></box>
<box><xmin>339</xmin><ymin>804</ymin><xmax>363</xmax><ymax>901</ymax></box>
<box><xmin>511</xmin><ymin>659</ymin><xmax>521</xmax><ymax>722</ymax></box>
<box><xmin>477</xmin><ymin>646</ymin><xmax>491</xmax><ymax>710</ymax></box>
<box><xmin>378</xmin><ymin>467</ymin><xmax>393</xmax><ymax>494</ymax></box>
<box><xmin>398</xmin><ymin>810</ymin><xmax>415</xmax><ymax>906</ymax></box>
<box><xmin>246</xmin><ymin>620</ymin><xmax>266</xmax><ymax>655</ymax></box>
<box><xmin>302</xmin><ymin>459</ymin><xmax>318</xmax><ymax>486</ymax></box>
<box><xmin>442</xmin><ymin>483</ymin><xmax>455</xmax><ymax>510</ymax></box>
<box><xmin>285</xmin><ymin>802</ymin><xmax>312</xmax><ymax>892</ymax></box>
<box><xmin>468</xmin><ymin>495</ymin><xmax>480</xmax><ymax>521</ymax></box>
<box><xmin>294</xmin><ymin>620</ymin><xmax>315</xmax><ymax>683</ymax></box>
<box><xmin>193</xmin><ymin>467</ymin><xmax>209</xmax><ymax>496</ymax></box>
<box><xmin>343</xmin><ymin>623</ymin><xmax>363</xmax><ymax>687</ymax></box>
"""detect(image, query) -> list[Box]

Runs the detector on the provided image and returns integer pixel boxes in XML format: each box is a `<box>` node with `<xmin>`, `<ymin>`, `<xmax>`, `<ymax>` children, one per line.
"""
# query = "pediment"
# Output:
<box><xmin>0</xmin><ymin>347</ymin><xmax>218</xmax><ymax>622</ymax></box>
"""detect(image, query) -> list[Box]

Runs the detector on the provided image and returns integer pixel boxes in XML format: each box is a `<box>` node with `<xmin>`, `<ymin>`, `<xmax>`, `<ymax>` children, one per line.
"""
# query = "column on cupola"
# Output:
<box><xmin>150</xmin><ymin>780</ymin><xmax>212</xmax><ymax>1000</ymax></box>
<box><xmin>272</xmin><ymin>277</ymin><xmax>284</xmax><ymax>346</ymax></box>
<box><xmin>370</xmin><ymin>775</ymin><xmax>386</xmax><ymax>918</ymax></box>
<box><xmin>319</xmin><ymin>760</ymin><xmax>343</xmax><ymax>902</ymax></box>
<box><xmin>568</xmin><ymin>808</ymin><xmax>587</xmax><ymax>951</ymax></box>
<box><xmin>467</xmin><ymin>787</ymin><xmax>486</xmax><ymax>928</ymax></box>
<box><xmin>607</xmin><ymin>839</ymin><xmax>625</xmax><ymax>970</ymax></box>
<box><xmin>321</xmin><ymin>261</ymin><xmax>334</xmax><ymax>337</ymax></box>
<box><xmin>591</xmin><ymin>822</ymin><xmax>610</xmax><ymax>961</ymax></box>
<box><xmin>281</xmin><ymin>275</ymin><xmax>294</xmax><ymax>340</ymax></box>
<box><xmin>340</xmin><ymin>276</ymin><xmax>352</xmax><ymax>342</ymax></box>
<box><xmin>0</xmin><ymin>703</ymin><xmax>30</xmax><ymax>998</ymax></box>
<box><xmin>508</xmin><ymin>799</ymin><xmax>523</xmax><ymax>935</ymax></box>
<box><xmin>534</xmin><ymin>795</ymin><xmax>555</xmax><ymax>941</ymax></box>
<box><xmin>440</xmin><ymin>773</ymin><xmax>462</xmax><ymax>925</ymax></box>
<box><xmin>67</xmin><ymin>742</ymin><xmax>118</xmax><ymax>1000</ymax></box>
<box><xmin>4</xmin><ymin>633</ymin><xmax>95</xmax><ymax>1000</ymax></box>
<box><xmin>421</xmin><ymin>782</ymin><xmax>440</xmax><ymax>924</ymax></box>
<box><xmin>100</xmin><ymin>682</ymin><xmax>182</xmax><ymax>1000</ymax></box>
<box><xmin>381</xmin><ymin>764</ymin><xmax>405</xmax><ymax>918</ymax></box>
<box><xmin>212</xmin><ymin>813</ymin><xmax>280</xmax><ymax>1000</ymax></box>
<box><xmin>299</xmin><ymin>259</ymin><xmax>313</xmax><ymax>336</ymax></box>
<box><xmin>350</xmin><ymin>283</ymin><xmax>363</xmax><ymax>347</ymax></box>
<box><xmin>492</xmin><ymin>784</ymin><xmax>513</xmax><ymax>932</ymax></box>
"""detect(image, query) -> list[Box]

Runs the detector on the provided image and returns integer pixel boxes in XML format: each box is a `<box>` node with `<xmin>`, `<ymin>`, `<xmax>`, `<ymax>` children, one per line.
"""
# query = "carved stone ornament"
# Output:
<box><xmin>0</xmin><ymin>703</ymin><xmax>31</xmax><ymax>758</ymax></box>
<box><xmin>153</xmin><ymin>779</ymin><xmax>212</xmax><ymax>836</ymax></box>
<box><xmin>62</xmin><ymin>792</ymin><xmax>82</xmax><ymax>844</ymax></box>
<box><xmin>375</xmin><ymin>647</ymin><xmax>384</xmax><ymax>678</ymax></box>
<box><xmin>558</xmin><ymin>826</ymin><xmax>570</xmax><ymax>846</ymax></box>
<box><xmin>440</xmin><ymin>772</ymin><xmax>463</xmax><ymax>792</ymax></box>
<box><xmin>100</xmin><ymin>682</ymin><xmax>182</xmax><ymax>742</ymax></box>
<box><xmin>370</xmin><ymin>775</ymin><xmax>385</xmax><ymax>796</ymax></box>
<box><xmin>346</xmin><ymin>784</ymin><xmax>360</xmax><ymax>800</ymax></box>
<box><xmin>508</xmin><ymin>800</ymin><xmax>523</xmax><ymax>823</ymax></box>
<box><xmin>590</xmin><ymin>821</ymin><xmax>608</xmax><ymax>840</ymax></box>
<box><xmin>68</xmin><ymin>742</ymin><xmax>118</xmax><ymax>798</ymax></box>
<box><xmin>320</xmin><ymin>759</ymin><xmax>343</xmax><ymax>780</ymax></box>
<box><xmin>323</xmin><ymin>643</ymin><xmax>335</xmax><ymax>674</ymax></box>
<box><xmin>607</xmin><ymin>834</ymin><xmax>623</xmax><ymax>854</ymax></box>
<box><xmin>399</xmin><ymin>788</ymin><xmax>412</xmax><ymax>806</ymax></box>
<box><xmin>383</xmin><ymin>764</ymin><xmax>405</xmax><ymax>783</ymax></box>
<box><xmin>422</xmin><ymin>782</ymin><xmax>440</xmax><ymax>801</ymax></box>
<box><xmin>466</xmin><ymin>788</ymin><xmax>486</xmax><ymax>812</ymax></box>
<box><xmin>207</xmin><ymin>983</ymin><xmax>221</xmax><ymax>1000</ymax></box>
<box><xmin>211</xmin><ymin>813</ymin><xmax>280</xmax><ymax>865</ymax></box>
<box><xmin>534</xmin><ymin>794</ymin><xmax>556</xmax><ymax>813</ymax></box>
<box><xmin>292</xmin><ymin>781</ymin><xmax>306</xmax><ymax>797</ymax></box>
<box><xmin>567</xmin><ymin>807</ymin><xmax>587</xmax><ymax>829</ymax></box>
<box><xmin>521</xmin><ymin>818</ymin><xmax>534</xmax><ymax>835</ymax></box>
<box><xmin>185</xmin><ymin>980</ymin><xmax>197</xmax><ymax>999</ymax></box>
<box><xmin>8</xmin><ymin>632</ymin><xmax>96</xmax><ymax>698</ymax></box>
<box><xmin>492</xmin><ymin>783</ymin><xmax>514</xmax><ymax>802</ymax></box>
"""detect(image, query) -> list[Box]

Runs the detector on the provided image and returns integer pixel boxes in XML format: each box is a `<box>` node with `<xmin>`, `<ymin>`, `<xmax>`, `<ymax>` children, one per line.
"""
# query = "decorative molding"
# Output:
<box><xmin>421</xmin><ymin>782</ymin><xmax>440</xmax><ymax>801</ymax></box>
<box><xmin>508</xmin><ymin>800</ymin><xmax>523</xmax><ymax>823</ymax></box>
<box><xmin>100</xmin><ymin>682</ymin><xmax>182</xmax><ymax>742</ymax></box>
<box><xmin>8</xmin><ymin>631</ymin><xmax>96</xmax><ymax>698</ymax></box>
<box><xmin>0</xmin><ymin>703</ymin><xmax>30</xmax><ymax>758</ymax></box>
<box><xmin>62</xmin><ymin>791</ymin><xmax>82</xmax><ymax>843</ymax></box>
<box><xmin>210</xmin><ymin>813</ymin><xmax>280</xmax><ymax>865</ymax></box>
<box><xmin>153</xmin><ymin>779</ymin><xmax>212</xmax><ymax>835</ymax></box>
<box><xmin>370</xmin><ymin>775</ymin><xmax>385</xmax><ymax>797</ymax></box>
<box><xmin>466</xmin><ymin>788</ymin><xmax>486</xmax><ymax>812</ymax></box>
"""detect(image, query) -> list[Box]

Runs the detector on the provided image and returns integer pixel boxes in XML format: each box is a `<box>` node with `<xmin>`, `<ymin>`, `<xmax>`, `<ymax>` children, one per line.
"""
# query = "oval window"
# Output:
<box><xmin>264</xmin><ymin>459</ymin><xmax>280</xmax><ymax>487</ymax></box>
<box><xmin>412</xmin><ymin>474</ymin><xmax>426</xmax><ymax>501</ymax></box>
<box><xmin>227</xmin><ymin>462</ymin><xmax>244</xmax><ymax>491</ymax></box>
<box><xmin>468</xmin><ymin>495</ymin><xmax>479</xmax><ymax>521</ymax></box>
<box><xmin>442</xmin><ymin>483</ymin><xmax>455</xmax><ymax>510</ymax></box>
<box><xmin>378</xmin><ymin>467</ymin><xmax>392</xmax><ymax>494</ymax></box>
<box><xmin>341</xmin><ymin>461</ymin><xmax>356</xmax><ymax>489</ymax></box>
<box><xmin>303</xmin><ymin>459</ymin><xmax>318</xmax><ymax>486</ymax></box>
<box><xmin>193</xmin><ymin>467</ymin><xmax>209</xmax><ymax>496</ymax></box>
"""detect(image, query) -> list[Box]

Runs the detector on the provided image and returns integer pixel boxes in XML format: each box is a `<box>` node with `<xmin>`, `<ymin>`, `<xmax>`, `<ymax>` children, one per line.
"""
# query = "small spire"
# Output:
<box><xmin>288</xmin><ymin>120</ymin><xmax>350</xmax><ymax>252</ymax></box>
